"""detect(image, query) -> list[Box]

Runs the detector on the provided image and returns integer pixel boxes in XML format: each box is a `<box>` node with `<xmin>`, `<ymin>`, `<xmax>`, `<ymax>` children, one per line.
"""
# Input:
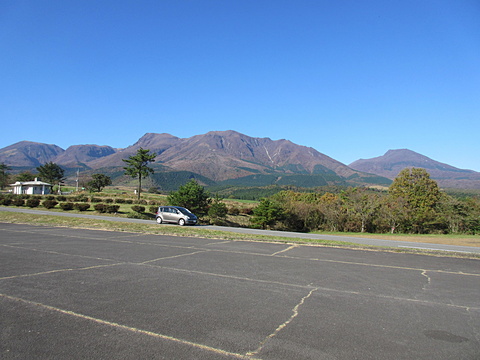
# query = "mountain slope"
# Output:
<box><xmin>86</xmin><ymin>133</ymin><xmax>181</xmax><ymax>169</ymax></box>
<box><xmin>349</xmin><ymin>149</ymin><xmax>480</xmax><ymax>189</ymax></box>
<box><xmin>53</xmin><ymin>145</ymin><xmax>117</xmax><ymax>168</ymax></box>
<box><xmin>0</xmin><ymin>141</ymin><xmax>64</xmax><ymax>167</ymax></box>
<box><xmin>151</xmin><ymin>130</ymin><xmax>379</xmax><ymax>182</ymax></box>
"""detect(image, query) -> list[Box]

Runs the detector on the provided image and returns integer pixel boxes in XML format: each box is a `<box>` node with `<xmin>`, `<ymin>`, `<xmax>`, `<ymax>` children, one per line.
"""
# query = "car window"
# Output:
<box><xmin>178</xmin><ymin>208</ymin><xmax>191</xmax><ymax>215</ymax></box>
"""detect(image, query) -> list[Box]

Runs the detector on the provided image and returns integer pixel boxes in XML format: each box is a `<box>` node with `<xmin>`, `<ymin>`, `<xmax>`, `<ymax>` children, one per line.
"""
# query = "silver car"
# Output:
<box><xmin>155</xmin><ymin>206</ymin><xmax>198</xmax><ymax>226</ymax></box>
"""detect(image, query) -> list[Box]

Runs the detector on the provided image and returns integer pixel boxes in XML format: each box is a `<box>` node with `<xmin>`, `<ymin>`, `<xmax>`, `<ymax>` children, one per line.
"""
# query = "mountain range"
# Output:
<box><xmin>1</xmin><ymin>130</ymin><xmax>479</xmax><ymax>189</ymax></box>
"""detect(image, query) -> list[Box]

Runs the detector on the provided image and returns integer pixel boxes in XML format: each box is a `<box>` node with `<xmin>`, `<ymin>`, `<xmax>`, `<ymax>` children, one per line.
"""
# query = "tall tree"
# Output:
<box><xmin>122</xmin><ymin>148</ymin><xmax>157</xmax><ymax>200</ymax></box>
<box><xmin>36</xmin><ymin>162</ymin><xmax>65</xmax><ymax>187</ymax></box>
<box><xmin>15</xmin><ymin>171</ymin><xmax>35</xmax><ymax>182</ymax></box>
<box><xmin>86</xmin><ymin>173</ymin><xmax>112</xmax><ymax>192</ymax></box>
<box><xmin>0</xmin><ymin>163</ymin><xmax>11</xmax><ymax>190</ymax></box>
<box><xmin>388</xmin><ymin>168</ymin><xmax>443</xmax><ymax>233</ymax></box>
<box><xmin>167</xmin><ymin>179</ymin><xmax>211</xmax><ymax>215</ymax></box>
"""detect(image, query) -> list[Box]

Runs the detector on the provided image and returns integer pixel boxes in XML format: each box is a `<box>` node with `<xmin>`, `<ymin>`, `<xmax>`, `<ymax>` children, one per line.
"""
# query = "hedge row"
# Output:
<box><xmin>0</xmin><ymin>194</ymin><xmax>162</xmax><ymax>206</ymax></box>
<box><xmin>0</xmin><ymin>194</ymin><xmax>153</xmax><ymax>214</ymax></box>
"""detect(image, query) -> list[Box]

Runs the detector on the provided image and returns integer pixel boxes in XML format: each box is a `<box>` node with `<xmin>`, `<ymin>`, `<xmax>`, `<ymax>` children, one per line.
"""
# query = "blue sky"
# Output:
<box><xmin>1</xmin><ymin>1</ymin><xmax>479</xmax><ymax>171</ymax></box>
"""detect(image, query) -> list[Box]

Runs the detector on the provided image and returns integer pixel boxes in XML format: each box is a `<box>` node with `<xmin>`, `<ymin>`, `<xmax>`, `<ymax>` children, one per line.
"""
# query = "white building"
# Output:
<box><xmin>10</xmin><ymin>178</ymin><xmax>52</xmax><ymax>195</ymax></box>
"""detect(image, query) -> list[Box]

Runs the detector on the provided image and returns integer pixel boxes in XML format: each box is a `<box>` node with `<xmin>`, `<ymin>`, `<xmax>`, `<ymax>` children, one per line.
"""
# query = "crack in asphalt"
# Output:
<box><xmin>270</xmin><ymin>245</ymin><xmax>297</xmax><ymax>256</ymax></box>
<box><xmin>421</xmin><ymin>270</ymin><xmax>432</xmax><ymax>291</ymax></box>
<box><xmin>246</xmin><ymin>287</ymin><xmax>318</xmax><ymax>357</ymax></box>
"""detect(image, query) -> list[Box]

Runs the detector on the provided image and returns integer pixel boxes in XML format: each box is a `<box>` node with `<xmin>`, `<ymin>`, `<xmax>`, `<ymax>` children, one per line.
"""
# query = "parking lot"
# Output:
<box><xmin>1</xmin><ymin>223</ymin><xmax>479</xmax><ymax>359</ymax></box>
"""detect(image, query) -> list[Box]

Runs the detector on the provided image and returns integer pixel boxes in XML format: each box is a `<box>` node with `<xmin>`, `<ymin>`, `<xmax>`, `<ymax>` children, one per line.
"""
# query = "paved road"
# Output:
<box><xmin>1</xmin><ymin>207</ymin><xmax>479</xmax><ymax>254</ymax></box>
<box><xmin>1</xmin><ymin>223</ymin><xmax>479</xmax><ymax>359</ymax></box>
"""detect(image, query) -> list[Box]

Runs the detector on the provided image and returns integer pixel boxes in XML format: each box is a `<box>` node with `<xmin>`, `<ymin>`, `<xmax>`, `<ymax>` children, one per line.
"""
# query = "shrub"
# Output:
<box><xmin>90</xmin><ymin>197</ymin><xmax>102</xmax><ymax>203</ymax></box>
<box><xmin>12</xmin><ymin>198</ymin><xmax>25</xmax><ymax>206</ymax></box>
<box><xmin>125</xmin><ymin>199</ymin><xmax>133</xmax><ymax>204</ymax></box>
<box><xmin>127</xmin><ymin>212</ymin><xmax>152</xmax><ymax>220</ymax></box>
<box><xmin>71</xmin><ymin>194</ymin><xmax>88</xmax><ymax>202</ymax></box>
<box><xmin>93</xmin><ymin>204</ymin><xmax>119</xmax><ymax>214</ymax></box>
<box><xmin>115</xmin><ymin>198</ymin><xmax>126</xmax><ymax>204</ymax></box>
<box><xmin>149</xmin><ymin>205</ymin><xmax>158</xmax><ymax>213</ymax></box>
<box><xmin>104</xmin><ymin>198</ymin><xmax>113</xmax><ymax>203</ymax></box>
<box><xmin>135</xmin><ymin>199</ymin><xmax>147</xmax><ymax>205</ymax></box>
<box><xmin>59</xmin><ymin>202</ymin><xmax>74</xmax><ymax>210</ymax></box>
<box><xmin>73</xmin><ymin>203</ymin><xmax>90</xmax><ymax>211</ymax></box>
<box><xmin>26</xmin><ymin>198</ymin><xmax>41</xmax><ymax>208</ymax></box>
<box><xmin>45</xmin><ymin>195</ymin><xmax>56</xmax><ymax>200</ymax></box>
<box><xmin>131</xmin><ymin>205</ymin><xmax>146</xmax><ymax>213</ymax></box>
<box><xmin>42</xmin><ymin>200</ymin><xmax>58</xmax><ymax>209</ymax></box>
<box><xmin>1</xmin><ymin>197</ymin><xmax>12</xmax><ymax>206</ymax></box>
<box><xmin>94</xmin><ymin>204</ymin><xmax>107</xmax><ymax>213</ymax></box>
<box><xmin>106</xmin><ymin>205</ymin><xmax>120</xmax><ymax>213</ymax></box>
<box><xmin>56</xmin><ymin>195</ymin><xmax>67</xmax><ymax>202</ymax></box>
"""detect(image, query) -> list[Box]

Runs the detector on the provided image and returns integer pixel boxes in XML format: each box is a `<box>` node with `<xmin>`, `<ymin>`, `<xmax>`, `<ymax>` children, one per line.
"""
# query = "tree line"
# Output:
<box><xmin>250</xmin><ymin>168</ymin><xmax>480</xmax><ymax>235</ymax></box>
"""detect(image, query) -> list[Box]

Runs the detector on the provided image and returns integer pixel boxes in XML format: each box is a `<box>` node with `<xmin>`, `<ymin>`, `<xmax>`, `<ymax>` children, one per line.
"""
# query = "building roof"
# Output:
<box><xmin>10</xmin><ymin>179</ymin><xmax>52</xmax><ymax>187</ymax></box>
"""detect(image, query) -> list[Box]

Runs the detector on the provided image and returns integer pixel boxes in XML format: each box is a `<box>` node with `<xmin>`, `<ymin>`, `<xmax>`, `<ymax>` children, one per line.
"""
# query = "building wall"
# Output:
<box><xmin>12</xmin><ymin>185</ymin><xmax>50</xmax><ymax>195</ymax></box>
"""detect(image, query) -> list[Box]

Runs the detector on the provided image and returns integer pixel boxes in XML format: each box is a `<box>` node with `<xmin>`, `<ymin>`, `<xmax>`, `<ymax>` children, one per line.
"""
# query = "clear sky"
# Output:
<box><xmin>1</xmin><ymin>1</ymin><xmax>479</xmax><ymax>171</ymax></box>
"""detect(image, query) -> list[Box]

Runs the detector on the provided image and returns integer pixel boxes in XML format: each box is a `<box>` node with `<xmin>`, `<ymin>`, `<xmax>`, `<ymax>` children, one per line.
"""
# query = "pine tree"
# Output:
<box><xmin>36</xmin><ymin>162</ymin><xmax>65</xmax><ymax>187</ymax></box>
<box><xmin>167</xmin><ymin>179</ymin><xmax>211</xmax><ymax>215</ymax></box>
<box><xmin>122</xmin><ymin>148</ymin><xmax>157</xmax><ymax>200</ymax></box>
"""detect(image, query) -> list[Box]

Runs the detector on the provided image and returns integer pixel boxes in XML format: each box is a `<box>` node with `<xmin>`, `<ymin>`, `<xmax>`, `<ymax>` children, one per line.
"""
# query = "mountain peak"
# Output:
<box><xmin>0</xmin><ymin>141</ymin><xmax>64</xmax><ymax>167</ymax></box>
<box><xmin>133</xmin><ymin>133</ymin><xmax>180</xmax><ymax>147</ymax></box>
<box><xmin>350</xmin><ymin>149</ymin><xmax>480</xmax><ymax>188</ymax></box>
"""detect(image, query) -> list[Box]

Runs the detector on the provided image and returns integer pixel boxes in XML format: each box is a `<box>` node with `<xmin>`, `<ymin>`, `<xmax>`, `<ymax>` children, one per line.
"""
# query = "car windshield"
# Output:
<box><xmin>177</xmin><ymin>207</ymin><xmax>193</xmax><ymax>215</ymax></box>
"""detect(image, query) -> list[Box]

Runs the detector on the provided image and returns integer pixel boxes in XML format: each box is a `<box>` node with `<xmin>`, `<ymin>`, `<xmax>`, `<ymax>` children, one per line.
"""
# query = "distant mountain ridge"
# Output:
<box><xmin>349</xmin><ymin>149</ymin><xmax>480</xmax><ymax>189</ymax></box>
<box><xmin>86</xmin><ymin>130</ymin><xmax>386</xmax><ymax>186</ymax></box>
<box><xmin>0</xmin><ymin>131</ymin><xmax>389</xmax><ymax>188</ymax></box>
<box><xmin>54</xmin><ymin>144</ymin><xmax>116</xmax><ymax>168</ymax></box>
<box><xmin>1</xmin><ymin>132</ymin><xmax>479</xmax><ymax>189</ymax></box>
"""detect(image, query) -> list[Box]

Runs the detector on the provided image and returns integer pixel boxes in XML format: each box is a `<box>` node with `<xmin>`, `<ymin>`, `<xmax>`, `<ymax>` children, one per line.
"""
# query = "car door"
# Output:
<box><xmin>162</xmin><ymin>207</ymin><xmax>174</xmax><ymax>222</ymax></box>
<box><xmin>171</xmin><ymin>208</ymin><xmax>182</xmax><ymax>223</ymax></box>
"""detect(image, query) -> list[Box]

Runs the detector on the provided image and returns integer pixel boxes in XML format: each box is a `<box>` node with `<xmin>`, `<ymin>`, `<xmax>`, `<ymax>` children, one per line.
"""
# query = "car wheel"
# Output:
<box><xmin>156</xmin><ymin>217</ymin><xmax>163</xmax><ymax>224</ymax></box>
<box><xmin>178</xmin><ymin>218</ymin><xmax>185</xmax><ymax>226</ymax></box>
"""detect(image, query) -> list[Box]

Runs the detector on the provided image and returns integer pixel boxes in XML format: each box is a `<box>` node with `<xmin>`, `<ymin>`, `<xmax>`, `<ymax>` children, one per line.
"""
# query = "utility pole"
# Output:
<box><xmin>75</xmin><ymin>169</ymin><xmax>79</xmax><ymax>192</ymax></box>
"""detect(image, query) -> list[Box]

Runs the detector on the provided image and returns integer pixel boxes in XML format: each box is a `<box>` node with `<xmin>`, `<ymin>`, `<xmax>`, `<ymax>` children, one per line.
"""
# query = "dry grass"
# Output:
<box><xmin>314</xmin><ymin>232</ymin><xmax>480</xmax><ymax>248</ymax></box>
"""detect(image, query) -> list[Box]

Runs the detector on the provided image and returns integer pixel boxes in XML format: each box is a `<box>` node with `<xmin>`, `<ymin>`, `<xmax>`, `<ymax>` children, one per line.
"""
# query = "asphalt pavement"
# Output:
<box><xmin>1</xmin><ymin>206</ymin><xmax>479</xmax><ymax>254</ymax></box>
<box><xmin>1</xmin><ymin>223</ymin><xmax>479</xmax><ymax>359</ymax></box>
